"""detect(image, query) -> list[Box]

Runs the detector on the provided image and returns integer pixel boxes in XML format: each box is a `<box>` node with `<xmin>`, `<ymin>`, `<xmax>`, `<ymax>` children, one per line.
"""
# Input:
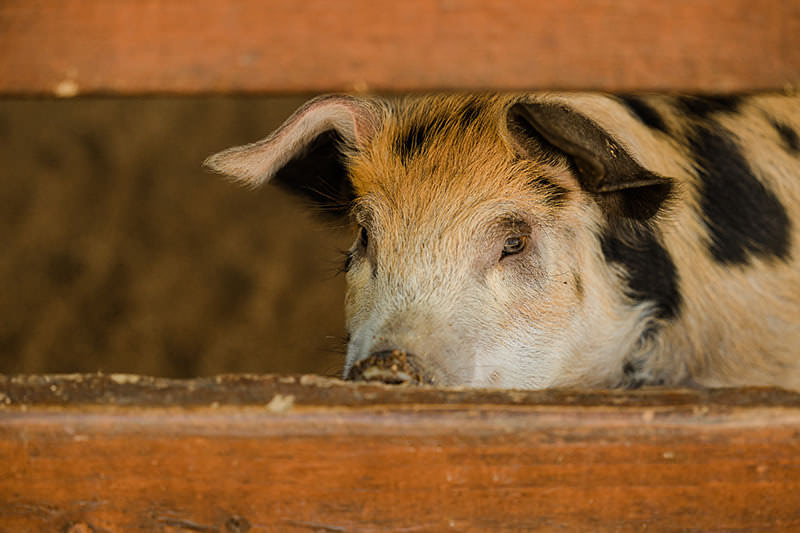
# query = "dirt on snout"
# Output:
<box><xmin>348</xmin><ymin>350</ymin><xmax>431</xmax><ymax>385</ymax></box>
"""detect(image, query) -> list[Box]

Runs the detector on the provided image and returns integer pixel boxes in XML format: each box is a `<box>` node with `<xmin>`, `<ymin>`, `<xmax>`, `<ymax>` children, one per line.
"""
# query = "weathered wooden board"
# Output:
<box><xmin>0</xmin><ymin>0</ymin><xmax>798</xmax><ymax>95</ymax></box>
<box><xmin>1</xmin><ymin>374</ymin><xmax>800</xmax><ymax>531</ymax></box>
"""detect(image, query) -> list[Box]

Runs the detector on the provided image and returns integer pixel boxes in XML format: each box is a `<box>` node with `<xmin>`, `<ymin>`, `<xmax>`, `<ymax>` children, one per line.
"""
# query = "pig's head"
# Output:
<box><xmin>205</xmin><ymin>94</ymin><xmax>674</xmax><ymax>389</ymax></box>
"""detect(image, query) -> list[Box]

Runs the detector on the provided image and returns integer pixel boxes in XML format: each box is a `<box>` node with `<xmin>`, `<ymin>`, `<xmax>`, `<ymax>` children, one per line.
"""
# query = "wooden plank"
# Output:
<box><xmin>2</xmin><ymin>375</ymin><xmax>800</xmax><ymax>531</ymax></box>
<box><xmin>0</xmin><ymin>1</ymin><xmax>798</xmax><ymax>96</ymax></box>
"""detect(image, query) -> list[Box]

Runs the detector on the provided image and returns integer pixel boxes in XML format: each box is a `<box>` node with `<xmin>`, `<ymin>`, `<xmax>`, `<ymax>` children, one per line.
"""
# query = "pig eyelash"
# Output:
<box><xmin>338</xmin><ymin>223</ymin><xmax>372</xmax><ymax>274</ymax></box>
<box><xmin>339</xmin><ymin>249</ymin><xmax>355</xmax><ymax>274</ymax></box>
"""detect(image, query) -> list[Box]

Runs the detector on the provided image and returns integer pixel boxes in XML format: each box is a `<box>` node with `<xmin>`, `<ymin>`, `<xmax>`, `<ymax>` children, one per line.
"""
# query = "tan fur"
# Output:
<box><xmin>206</xmin><ymin>92</ymin><xmax>800</xmax><ymax>389</ymax></box>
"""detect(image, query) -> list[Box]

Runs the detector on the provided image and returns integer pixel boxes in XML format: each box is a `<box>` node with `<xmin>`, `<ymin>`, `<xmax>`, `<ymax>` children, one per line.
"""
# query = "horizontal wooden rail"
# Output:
<box><xmin>0</xmin><ymin>1</ymin><xmax>798</xmax><ymax>96</ymax></box>
<box><xmin>2</xmin><ymin>374</ymin><xmax>800</xmax><ymax>531</ymax></box>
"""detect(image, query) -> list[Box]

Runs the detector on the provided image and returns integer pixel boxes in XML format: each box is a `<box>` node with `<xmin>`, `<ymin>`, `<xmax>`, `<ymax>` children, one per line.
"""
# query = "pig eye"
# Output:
<box><xmin>501</xmin><ymin>235</ymin><xmax>528</xmax><ymax>258</ymax></box>
<box><xmin>343</xmin><ymin>252</ymin><xmax>354</xmax><ymax>273</ymax></box>
<box><xmin>359</xmin><ymin>226</ymin><xmax>369</xmax><ymax>248</ymax></box>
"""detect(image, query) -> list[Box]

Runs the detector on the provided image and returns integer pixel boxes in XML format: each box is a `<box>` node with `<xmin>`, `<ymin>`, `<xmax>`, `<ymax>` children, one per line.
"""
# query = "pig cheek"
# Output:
<box><xmin>476</xmin><ymin>270</ymin><xmax>540</xmax><ymax>349</ymax></box>
<box><xmin>507</xmin><ymin>274</ymin><xmax>581</xmax><ymax>338</ymax></box>
<box><xmin>480</xmin><ymin>268</ymin><xmax>580</xmax><ymax>384</ymax></box>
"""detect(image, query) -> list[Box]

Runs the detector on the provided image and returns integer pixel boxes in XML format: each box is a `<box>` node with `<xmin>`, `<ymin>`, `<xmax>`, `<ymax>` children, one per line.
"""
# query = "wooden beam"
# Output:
<box><xmin>2</xmin><ymin>374</ymin><xmax>800</xmax><ymax>531</ymax></box>
<box><xmin>0</xmin><ymin>1</ymin><xmax>797</xmax><ymax>95</ymax></box>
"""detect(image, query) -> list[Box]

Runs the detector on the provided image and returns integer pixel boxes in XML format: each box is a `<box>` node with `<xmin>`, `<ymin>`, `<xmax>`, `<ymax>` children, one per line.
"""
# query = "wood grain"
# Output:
<box><xmin>2</xmin><ymin>374</ymin><xmax>800</xmax><ymax>531</ymax></box>
<box><xmin>0</xmin><ymin>0</ymin><xmax>797</xmax><ymax>95</ymax></box>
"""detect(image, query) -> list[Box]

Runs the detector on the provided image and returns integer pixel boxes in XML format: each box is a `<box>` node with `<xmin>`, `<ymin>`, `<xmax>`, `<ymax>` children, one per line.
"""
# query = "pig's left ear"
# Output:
<box><xmin>204</xmin><ymin>94</ymin><xmax>381</xmax><ymax>218</ymax></box>
<box><xmin>508</xmin><ymin>102</ymin><xmax>673</xmax><ymax>220</ymax></box>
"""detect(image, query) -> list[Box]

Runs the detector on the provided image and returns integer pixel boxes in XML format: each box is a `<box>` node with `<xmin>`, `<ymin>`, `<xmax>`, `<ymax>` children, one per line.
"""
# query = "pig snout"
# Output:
<box><xmin>346</xmin><ymin>349</ymin><xmax>432</xmax><ymax>385</ymax></box>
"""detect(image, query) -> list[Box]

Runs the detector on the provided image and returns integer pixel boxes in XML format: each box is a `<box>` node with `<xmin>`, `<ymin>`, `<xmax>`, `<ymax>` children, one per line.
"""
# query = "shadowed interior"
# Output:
<box><xmin>0</xmin><ymin>96</ymin><xmax>350</xmax><ymax>377</ymax></box>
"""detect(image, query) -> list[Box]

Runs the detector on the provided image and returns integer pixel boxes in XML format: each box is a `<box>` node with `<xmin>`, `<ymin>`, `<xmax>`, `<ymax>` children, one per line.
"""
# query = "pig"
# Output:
<box><xmin>205</xmin><ymin>93</ymin><xmax>800</xmax><ymax>390</ymax></box>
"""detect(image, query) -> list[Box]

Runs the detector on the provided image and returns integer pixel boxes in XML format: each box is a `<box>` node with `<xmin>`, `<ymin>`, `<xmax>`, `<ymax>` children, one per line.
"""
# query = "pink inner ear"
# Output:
<box><xmin>349</xmin><ymin>104</ymin><xmax>380</xmax><ymax>147</ymax></box>
<box><xmin>203</xmin><ymin>95</ymin><xmax>380</xmax><ymax>187</ymax></box>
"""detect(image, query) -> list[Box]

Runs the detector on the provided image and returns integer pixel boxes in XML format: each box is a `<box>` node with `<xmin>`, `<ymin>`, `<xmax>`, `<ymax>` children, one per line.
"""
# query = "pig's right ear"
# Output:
<box><xmin>204</xmin><ymin>95</ymin><xmax>381</xmax><ymax>219</ymax></box>
<box><xmin>507</xmin><ymin>101</ymin><xmax>673</xmax><ymax>220</ymax></box>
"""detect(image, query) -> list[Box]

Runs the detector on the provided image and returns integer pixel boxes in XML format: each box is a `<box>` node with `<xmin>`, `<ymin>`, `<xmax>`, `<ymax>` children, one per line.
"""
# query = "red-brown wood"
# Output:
<box><xmin>0</xmin><ymin>1</ymin><xmax>797</xmax><ymax>95</ymax></box>
<box><xmin>2</xmin><ymin>375</ymin><xmax>800</xmax><ymax>531</ymax></box>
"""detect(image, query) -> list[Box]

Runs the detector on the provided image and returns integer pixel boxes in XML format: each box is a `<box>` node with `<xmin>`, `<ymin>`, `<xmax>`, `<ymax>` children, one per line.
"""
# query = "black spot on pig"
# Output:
<box><xmin>688</xmin><ymin>124</ymin><xmax>791</xmax><ymax>264</ymax></box>
<box><xmin>397</xmin><ymin>116</ymin><xmax>448</xmax><ymax>164</ymax></box>
<box><xmin>618</xmin><ymin>95</ymin><xmax>669</xmax><ymax>134</ymax></box>
<box><xmin>458</xmin><ymin>99</ymin><xmax>484</xmax><ymax>130</ymax></box>
<box><xmin>600</xmin><ymin>223</ymin><xmax>681</xmax><ymax>322</ymax></box>
<box><xmin>771</xmin><ymin>120</ymin><xmax>800</xmax><ymax>154</ymax></box>
<box><xmin>676</xmin><ymin>95</ymin><xmax>742</xmax><ymax>119</ymax></box>
<box><xmin>528</xmin><ymin>175</ymin><xmax>569</xmax><ymax>206</ymax></box>
<box><xmin>621</xmin><ymin>358</ymin><xmax>667</xmax><ymax>389</ymax></box>
<box><xmin>621</xmin><ymin>361</ymin><xmax>646</xmax><ymax>389</ymax></box>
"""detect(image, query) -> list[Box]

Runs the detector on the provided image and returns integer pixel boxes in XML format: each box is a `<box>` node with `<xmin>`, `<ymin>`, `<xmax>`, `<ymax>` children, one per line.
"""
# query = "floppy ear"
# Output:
<box><xmin>204</xmin><ymin>94</ymin><xmax>381</xmax><ymax>219</ymax></box>
<box><xmin>508</xmin><ymin>101</ymin><xmax>673</xmax><ymax>220</ymax></box>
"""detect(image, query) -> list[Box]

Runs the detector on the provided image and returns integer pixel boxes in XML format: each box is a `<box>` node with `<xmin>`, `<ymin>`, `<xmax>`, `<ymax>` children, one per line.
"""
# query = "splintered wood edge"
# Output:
<box><xmin>2</xmin><ymin>373</ymin><xmax>800</xmax><ymax>411</ymax></box>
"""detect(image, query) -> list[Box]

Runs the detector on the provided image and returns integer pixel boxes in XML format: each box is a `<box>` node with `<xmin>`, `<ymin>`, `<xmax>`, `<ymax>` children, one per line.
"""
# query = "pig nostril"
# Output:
<box><xmin>346</xmin><ymin>349</ymin><xmax>427</xmax><ymax>385</ymax></box>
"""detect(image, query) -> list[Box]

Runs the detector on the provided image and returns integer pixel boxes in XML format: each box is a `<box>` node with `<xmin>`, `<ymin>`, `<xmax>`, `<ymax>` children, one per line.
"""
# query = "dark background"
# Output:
<box><xmin>0</xmin><ymin>96</ymin><xmax>351</xmax><ymax>377</ymax></box>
